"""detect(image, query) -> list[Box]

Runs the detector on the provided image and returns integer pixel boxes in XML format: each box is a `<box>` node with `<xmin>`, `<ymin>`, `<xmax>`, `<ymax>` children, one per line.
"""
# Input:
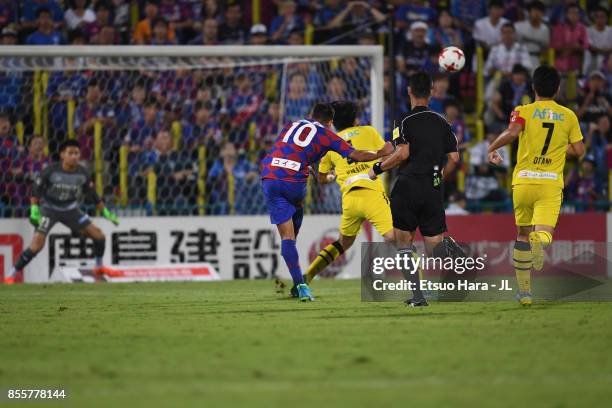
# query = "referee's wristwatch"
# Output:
<box><xmin>372</xmin><ymin>162</ymin><xmax>384</xmax><ymax>175</ymax></box>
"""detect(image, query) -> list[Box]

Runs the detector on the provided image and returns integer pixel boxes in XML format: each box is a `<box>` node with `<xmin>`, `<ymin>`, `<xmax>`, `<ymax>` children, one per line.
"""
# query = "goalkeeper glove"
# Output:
<box><xmin>102</xmin><ymin>207</ymin><xmax>119</xmax><ymax>226</ymax></box>
<box><xmin>29</xmin><ymin>204</ymin><xmax>41</xmax><ymax>227</ymax></box>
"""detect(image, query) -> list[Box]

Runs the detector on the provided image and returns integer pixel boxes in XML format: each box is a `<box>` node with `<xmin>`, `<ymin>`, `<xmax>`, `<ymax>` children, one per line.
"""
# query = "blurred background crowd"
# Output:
<box><xmin>0</xmin><ymin>0</ymin><xmax>611</xmax><ymax>217</ymax></box>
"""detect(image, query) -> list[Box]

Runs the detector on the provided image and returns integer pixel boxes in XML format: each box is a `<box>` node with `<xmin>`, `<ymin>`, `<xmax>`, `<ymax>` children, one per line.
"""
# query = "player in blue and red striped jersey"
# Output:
<box><xmin>261</xmin><ymin>102</ymin><xmax>392</xmax><ymax>301</ymax></box>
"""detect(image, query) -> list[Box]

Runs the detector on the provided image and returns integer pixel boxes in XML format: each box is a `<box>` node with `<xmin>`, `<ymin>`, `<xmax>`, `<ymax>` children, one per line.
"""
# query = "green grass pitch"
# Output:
<box><xmin>1</xmin><ymin>279</ymin><xmax>612</xmax><ymax>407</ymax></box>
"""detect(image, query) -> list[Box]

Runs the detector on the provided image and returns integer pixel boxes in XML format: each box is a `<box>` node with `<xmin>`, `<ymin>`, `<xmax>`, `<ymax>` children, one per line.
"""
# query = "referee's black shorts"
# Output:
<box><xmin>390</xmin><ymin>175</ymin><xmax>447</xmax><ymax>237</ymax></box>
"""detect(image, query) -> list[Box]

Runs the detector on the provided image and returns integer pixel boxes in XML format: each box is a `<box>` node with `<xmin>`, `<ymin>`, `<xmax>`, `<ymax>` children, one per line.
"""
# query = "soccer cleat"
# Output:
<box><xmin>443</xmin><ymin>235</ymin><xmax>467</xmax><ymax>258</ymax></box>
<box><xmin>297</xmin><ymin>283</ymin><xmax>314</xmax><ymax>302</ymax></box>
<box><xmin>3</xmin><ymin>276</ymin><xmax>15</xmax><ymax>285</ymax></box>
<box><xmin>516</xmin><ymin>291</ymin><xmax>533</xmax><ymax>306</ymax></box>
<box><xmin>93</xmin><ymin>265</ymin><xmax>116</xmax><ymax>276</ymax></box>
<box><xmin>405</xmin><ymin>298</ymin><xmax>428</xmax><ymax>307</ymax></box>
<box><xmin>289</xmin><ymin>275</ymin><xmax>308</xmax><ymax>298</ymax></box>
<box><xmin>529</xmin><ymin>232</ymin><xmax>545</xmax><ymax>271</ymax></box>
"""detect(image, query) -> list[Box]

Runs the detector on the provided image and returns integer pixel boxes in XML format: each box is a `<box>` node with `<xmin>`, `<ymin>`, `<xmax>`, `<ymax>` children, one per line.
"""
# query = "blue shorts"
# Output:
<box><xmin>262</xmin><ymin>179</ymin><xmax>307</xmax><ymax>225</ymax></box>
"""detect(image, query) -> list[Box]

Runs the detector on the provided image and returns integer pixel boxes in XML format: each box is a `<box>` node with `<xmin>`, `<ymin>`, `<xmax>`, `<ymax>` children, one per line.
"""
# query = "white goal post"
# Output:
<box><xmin>0</xmin><ymin>45</ymin><xmax>385</xmax><ymax>134</ymax></box>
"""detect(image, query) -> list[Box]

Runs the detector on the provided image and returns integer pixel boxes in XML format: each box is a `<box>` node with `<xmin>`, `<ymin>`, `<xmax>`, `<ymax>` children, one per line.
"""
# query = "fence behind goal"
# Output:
<box><xmin>0</xmin><ymin>45</ymin><xmax>383</xmax><ymax>217</ymax></box>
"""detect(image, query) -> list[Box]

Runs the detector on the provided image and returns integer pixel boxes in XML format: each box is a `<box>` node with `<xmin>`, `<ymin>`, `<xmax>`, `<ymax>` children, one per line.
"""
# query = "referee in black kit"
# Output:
<box><xmin>368</xmin><ymin>71</ymin><xmax>460</xmax><ymax>306</ymax></box>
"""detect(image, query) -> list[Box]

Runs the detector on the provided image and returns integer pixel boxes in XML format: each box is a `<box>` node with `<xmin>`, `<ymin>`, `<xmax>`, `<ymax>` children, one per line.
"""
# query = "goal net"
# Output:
<box><xmin>0</xmin><ymin>45</ymin><xmax>383</xmax><ymax>217</ymax></box>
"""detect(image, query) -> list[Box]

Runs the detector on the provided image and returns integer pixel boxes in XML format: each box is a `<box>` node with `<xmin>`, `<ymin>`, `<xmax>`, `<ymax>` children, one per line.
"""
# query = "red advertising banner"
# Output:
<box><xmin>0</xmin><ymin>234</ymin><xmax>24</xmax><ymax>283</ymax></box>
<box><xmin>442</xmin><ymin>214</ymin><xmax>607</xmax><ymax>276</ymax></box>
<box><xmin>446</xmin><ymin>213</ymin><xmax>606</xmax><ymax>242</ymax></box>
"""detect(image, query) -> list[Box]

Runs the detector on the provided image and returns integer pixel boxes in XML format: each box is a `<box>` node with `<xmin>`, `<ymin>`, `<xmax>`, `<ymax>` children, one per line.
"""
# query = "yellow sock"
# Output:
<box><xmin>513</xmin><ymin>241</ymin><xmax>532</xmax><ymax>293</ymax></box>
<box><xmin>534</xmin><ymin>230</ymin><xmax>553</xmax><ymax>248</ymax></box>
<box><xmin>305</xmin><ymin>242</ymin><xmax>343</xmax><ymax>284</ymax></box>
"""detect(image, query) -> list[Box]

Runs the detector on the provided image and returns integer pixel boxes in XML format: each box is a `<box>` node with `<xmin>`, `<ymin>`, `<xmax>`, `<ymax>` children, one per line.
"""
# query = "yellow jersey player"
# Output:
<box><xmin>487</xmin><ymin>65</ymin><xmax>585</xmax><ymax>306</ymax></box>
<box><xmin>302</xmin><ymin>101</ymin><xmax>395</xmax><ymax>288</ymax></box>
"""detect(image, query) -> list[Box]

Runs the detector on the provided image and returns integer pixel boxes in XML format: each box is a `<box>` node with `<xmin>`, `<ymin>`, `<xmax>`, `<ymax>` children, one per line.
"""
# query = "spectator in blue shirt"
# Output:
<box><xmin>182</xmin><ymin>101</ymin><xmax>221</xmax><ymax>152</ymax></box>
<box><xmin>283</xmin><ymin>73</ymin><xmax>312</xmax><ymax>122</ymax></box>
<box><xmin>428</xmin><ymin>9</ymin><xmax>464</xmax><ymax>49</ymax></box>
<box><xmin>429</xmin><ymin>74</ymin><xmax>454</xmax><ymax>114</ymax></box>
<box><xmin>125</xmin><ymin>100</ymin><xmax>163</xmax><ymax>154</ymax></box>
<box><xmin>21</xmin><ymin>0</ymin><xmax>64</xmax><ymax>31</ymax></box>
<box><xmin>549</xmin><ymin>0</ymin><xmax>587</xmax><ymax>25</ymax></box>
<box><xmin>270</xmin><ymin>0</ymin><xmax>304</xmax><ymax>44</ymax></box>
<box><xmin>150</xmin><ymin>129</ymin><xmax>196</xmax><ymax>215</ymax></box>
<box><xmin>565</xmin><ymin>156</ymin><xmax>606</xmax><ymax>212</ymax></box>
<box><xmin>316</xmin><ymin>0</ymin><xmax>344</xmax><ymax>27</ymax></box>
<box><xmin>0</xmin><ymin>2</ymin><xmax>17</xmax><ymax>28</ymax></box>
<box><xmin>26</xmin><ymin>7</ymin><xmax>65</xmax><ymax>45</ymax></box>
<box><xmin>586</xmin><ymin>115</ymin><xmax>611</xmax><ymax>185</ymax></box>
<box><xmin>46</xmin><ymin>69</ymin><xmax>88</xmax><ymax>151</ymax></box>
<box><xmin>0</xmin><ymin>29</ymin><xmax>22</xmax><ymax>118</ymax></box>
<box><xmin>450</xmin><ymin>0</ymin><xmax>487</xmax><ymax>35</ymax></box>
<box><xmin>396</xmin><ymin>21</ymin><xmax>438</xmax><ymax>76</ymax></box>
<box><xmin>206</xmin><ymin>142</ymin><xmax>260</xmax><ymax>215</ymax></box>
<box><xmin>324</xmin><ymin>1</ymin><xmax>386</xmax><ymax>44</ymax></box>
<box><xmin>396</xmin><ymin>0</ymin><xmax>438</xmax><ymax>31</ymax></box>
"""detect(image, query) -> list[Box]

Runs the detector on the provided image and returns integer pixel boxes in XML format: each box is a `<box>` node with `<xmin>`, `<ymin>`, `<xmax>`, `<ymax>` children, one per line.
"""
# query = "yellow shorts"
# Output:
<box><xmin>340</xmin><ymin>187</ymin><xmax>393</xmax><ymax>237</ymax></box>
<box><xmin>513</xmin><ymin>184</ymin><xmax>562</xmax><ymax>228</ymax></box>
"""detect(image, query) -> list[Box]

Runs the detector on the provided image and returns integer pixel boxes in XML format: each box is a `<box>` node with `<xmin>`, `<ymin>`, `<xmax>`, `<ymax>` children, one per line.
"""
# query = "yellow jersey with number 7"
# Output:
<box><xmin>510</xmin><ymin>100</ymin><xmax>583</xmax><ymax>188</ymax></box>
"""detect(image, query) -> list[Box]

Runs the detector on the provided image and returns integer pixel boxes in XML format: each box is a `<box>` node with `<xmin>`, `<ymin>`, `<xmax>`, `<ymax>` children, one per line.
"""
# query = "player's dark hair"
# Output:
<box><xmin>331</xmin><ymin>100</ymin><xmax>358</xmax><ymax>131</ymax></box>
<box><xmin>501</xmin><ymin>22</ymin><xmax>515</xmax><ymax>31</ymax></box>
<box><xmin>566</xmin><ymin>4</ymin><xmax>581</xmax><ymax>14</ymax></box>
<box><xmin>0</xmin><ymin>112</ymin><xmax>10</xmax><ymax>121</ymax></box>
<box><xmin>408</xmin><ymin>71</ymin><xmax>432</xmax><ymax>99</ymax></box>
<box><xmin>311</xmin><ymin>102</ymin><xmax>334</xmax><ymax>124</ymax></box>
<box><xmin>59</xmin><ymin>139</ymin><xmax>80</xmax><ymax>152</ymax></box>
<box><xmin>533</xmin><ymin>65</ymin><xmax>560</xmax><ymax>98</ymax></box>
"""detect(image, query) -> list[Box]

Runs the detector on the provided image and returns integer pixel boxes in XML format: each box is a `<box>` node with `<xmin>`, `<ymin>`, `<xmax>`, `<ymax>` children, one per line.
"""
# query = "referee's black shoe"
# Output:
<box><xmin>405</xmin><ymin>298</ymin><xmax>429</xmax><ymax>307</ymax></box>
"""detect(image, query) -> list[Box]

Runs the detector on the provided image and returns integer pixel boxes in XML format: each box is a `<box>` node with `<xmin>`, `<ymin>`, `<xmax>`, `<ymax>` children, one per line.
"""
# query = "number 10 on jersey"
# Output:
<box><xmin>283</xmin><ymin>121</ymin><xmax>317</xmax><ymax>147</ymax></box>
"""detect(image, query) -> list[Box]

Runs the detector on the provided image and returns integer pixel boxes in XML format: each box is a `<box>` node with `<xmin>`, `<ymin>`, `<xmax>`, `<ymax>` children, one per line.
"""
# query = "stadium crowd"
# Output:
<box><xmin>0</xmin><ymin>0</ymin><xmax>611</xmax><ymax>216</ymax></box>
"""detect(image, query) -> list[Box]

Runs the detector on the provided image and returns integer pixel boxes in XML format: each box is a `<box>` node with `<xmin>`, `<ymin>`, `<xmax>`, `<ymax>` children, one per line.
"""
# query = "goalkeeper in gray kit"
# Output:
<box><xmin>4</xmin><ymin>140</ymin><xmax>119</xmax><ymax>284</ymax></box>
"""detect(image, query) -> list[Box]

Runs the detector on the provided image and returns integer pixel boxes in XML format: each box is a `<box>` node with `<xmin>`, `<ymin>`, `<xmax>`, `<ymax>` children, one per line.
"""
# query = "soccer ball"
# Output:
<box><xmin>438</xmin><ymin>46</ymin><xmax>465</xmax><ymax>72</ymax></box>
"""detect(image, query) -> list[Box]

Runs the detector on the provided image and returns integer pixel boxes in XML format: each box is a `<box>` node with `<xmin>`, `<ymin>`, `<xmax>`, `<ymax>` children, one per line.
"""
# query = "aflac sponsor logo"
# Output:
<box><xmin>532</xmin><ymin>108</ymin><xmax>564</xmax><ymax>121</ymax></box>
